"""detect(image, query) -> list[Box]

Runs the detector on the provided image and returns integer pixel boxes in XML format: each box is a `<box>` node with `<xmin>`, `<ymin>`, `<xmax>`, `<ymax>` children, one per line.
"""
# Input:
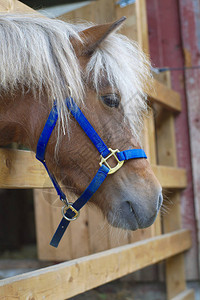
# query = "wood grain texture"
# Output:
<box><xmin>151</xmin><ymin>165</ymin><xmax>187</xmax><ymax>189</ymax></box>
<box><xmin>154</xmin><ymin>72</ymin><xmax>193</xmax><ymax>299</ymax></box>
<box><xmin>34</xmin><ymin>189</ymin><xmax>73</xmax><ymax>261</ymax></box>
<box><xmin>0</xmin><ymin>230</ymin><xmax>191</xmax><ymax>300</ymax></box>
<box><xmin>59</xmin><ymin>0</ymin><xmax>116</xmax><ymax>24</ymax></box>
<box><xmin>146</xmin><ymin>109</ymin><xmax>162</xmax><ymax>237</ymax></box>
<box><xmin>171</xmin><ymin>289</ymin><xmax>195</xmax><ymax>300</ymax></box>
<box><xmin>136</xmin><ymin>0</ymin><xmax>149</xmax><ymax>54</ymax></box>
<box><xmin>148</xmin><ymin>79</ymin><xmax>182</xmax><ymax>112</ymax></box>
<box><xmin>0</xmin><ymin>0</ymin><xmax>38</xmax><ymax>13</ymax></box>
<box><xmin>0</xmin><ymin>149</ymin><xmax>52</xmax><ymax>189</ymax></box>
<box><xmin>134</xmin><ymin>0</ymin><xmax>161</xmax><ymax>281</ymax></box>
<box><xmin>164</xmin><ymin>193</ymin><xmax>189</xmax><ymax>299</ymax></box>
<box><xmin>166</xmin><ymin>254</ymin><xmax>187</xmax><ymax>299</ymax></box>
<box><xmin>116</xmin><ymin>2</ymin><xmax>137</xmax><ymax>41</ymax></box>
<box><xmin>147</xmin><ymin>0</ymin><xmax>198</xmax><ymax>280</ymax></box>
<box><xmin>87</xmin><ymin>206</ymin><xmax>110</xmax><ymax>254</ymax></box>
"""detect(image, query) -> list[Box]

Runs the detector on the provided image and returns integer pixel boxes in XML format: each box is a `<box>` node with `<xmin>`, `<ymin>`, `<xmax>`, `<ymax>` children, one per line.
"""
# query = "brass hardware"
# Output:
<box><xmin>99</xmin><ymin>148</ymin><xmax>124</xmax><ymax>174</ymax></box>
<box><xmin>62</xmin><ymin>203</ymin><xmax>80</xmax><ymax>221</ymax></box>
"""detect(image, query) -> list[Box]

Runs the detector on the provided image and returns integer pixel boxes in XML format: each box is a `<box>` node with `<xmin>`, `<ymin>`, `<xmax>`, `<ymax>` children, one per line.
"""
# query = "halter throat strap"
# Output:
<box><xmin>36</xmin><ymin>97</ymin><xmax>147</xmax><ymax>247</ymax></box>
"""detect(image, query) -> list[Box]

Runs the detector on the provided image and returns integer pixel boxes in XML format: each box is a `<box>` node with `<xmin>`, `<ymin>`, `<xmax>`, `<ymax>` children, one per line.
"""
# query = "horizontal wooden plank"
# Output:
<box><xmin>0</xmin><ymin>0</ymin><xmax>36</xmax><ymax>13</ymax></box>
<box><xmin>0</xmin><ymin>149</ymin><xmax>52</xmax><ymax>189</ymax></box>
<box><xmin>152</xmin><ymin>165</ymin><xmax>187</xmax><ymax>189</ymax></box>
<box><xmin>0</xmin><ymin>229</ymin><xmax>191</xmax><ymax>299</ymax></box>
<box><xmin>0</xmin><ymin>149</ymin><xmax>187</xmax><ymax>189</ymax></box>
<box><xmin>171</xmin><ymin>289</ymin><xmax>195</xmax><ymax>300</ymax></box>
<box><xmin>146</xmin><ymin>79</ymin><xmax>182</xmax><ymax>112</ymax></box>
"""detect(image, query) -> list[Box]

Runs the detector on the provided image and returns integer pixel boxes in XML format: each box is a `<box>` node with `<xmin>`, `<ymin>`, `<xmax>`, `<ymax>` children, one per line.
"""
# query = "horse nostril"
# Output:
<box><xmin>157</xmin><ymin>193</ymin><xmax>163</xmax><ymax>210</ymax></box>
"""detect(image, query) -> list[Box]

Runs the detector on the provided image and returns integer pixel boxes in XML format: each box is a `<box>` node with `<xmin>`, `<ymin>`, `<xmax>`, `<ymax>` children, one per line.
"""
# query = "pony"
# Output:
<box><xmin>0</xmin><ymin>14</ymin><xmax>162</xmax><ymax>232</ymax></box>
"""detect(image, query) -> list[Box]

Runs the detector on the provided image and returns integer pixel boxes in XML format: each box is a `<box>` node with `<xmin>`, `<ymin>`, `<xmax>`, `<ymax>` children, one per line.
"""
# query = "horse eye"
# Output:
<box><xmin>100</xmin><ymin>94</ymin><xmax>120</xmax><ymax>108</ymax></box>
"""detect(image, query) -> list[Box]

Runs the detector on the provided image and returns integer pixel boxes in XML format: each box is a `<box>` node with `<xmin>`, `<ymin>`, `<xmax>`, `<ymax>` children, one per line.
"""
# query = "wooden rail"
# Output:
<box><xmin>171</xmin><ymin>289</ymin><xmax>195</xmax><ymax>300</ymax></box>
<box><xmin>0</xmin><ymin>149</ymin><xmax>186</xmax><ymax>189</ymax></box>
<box><xmin>0</xmin><ymin>0</ymin><xmax>35</xmax><ymax>13</ymax></box>
<box><xmin>0</xmin><ymin>149</ymin><xmax>52</xmax><ymax>189</ymax></box>
<box><xmin>0</xmin><ymin>229</ymin><xmax>191</xmax><ymax>300</ymax></box>
<box><xmin>152</xmin><ymin>165</ymin><xmax>187</xmax><ymax>189</ymax></box>
<box><xmin>147</xmin><ymin>79</ymin><xmax>181</xmax><ymax>112</ymax></box>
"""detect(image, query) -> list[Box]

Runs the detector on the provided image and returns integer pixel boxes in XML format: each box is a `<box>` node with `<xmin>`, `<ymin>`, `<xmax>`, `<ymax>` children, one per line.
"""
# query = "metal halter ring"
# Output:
<box><xmin>62</xmin><ymin>203</ymin><xmax>80</xmax><ymax>221</ymax></box>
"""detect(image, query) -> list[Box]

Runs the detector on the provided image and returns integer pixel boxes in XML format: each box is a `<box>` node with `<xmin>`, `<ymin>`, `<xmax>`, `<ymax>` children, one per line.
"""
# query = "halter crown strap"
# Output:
<box><xmin>36</xmin><ymin>103</ymin><xmax>58</xmax><ymax>162</ymax></box>
<box><xmin>36</xmin><ymin>97</ymin><xmax>147</xmax><ymax>248</ymax></box>
<box><xmin>36</xmin><ymin>103</ymin><xmax>67</xmax><ymax>202</ymax></box>
<box><xmin>65</xmin><ymin>97</ymin><xmax>110</xmax><ymax>157</ymax></box>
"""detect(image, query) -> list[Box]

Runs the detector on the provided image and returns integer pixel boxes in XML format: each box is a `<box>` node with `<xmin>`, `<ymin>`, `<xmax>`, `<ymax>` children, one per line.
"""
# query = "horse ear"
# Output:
<box><xmin>76</xmin><ymin>16</ymin><xmax>126</xmax><ymax>56</ymax></box>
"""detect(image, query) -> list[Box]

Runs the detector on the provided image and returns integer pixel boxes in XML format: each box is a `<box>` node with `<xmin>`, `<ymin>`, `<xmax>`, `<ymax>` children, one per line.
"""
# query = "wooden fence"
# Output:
<box><xmin>0</xmin><ymin>0</ymin><xmax>195</xmax><ymax>299</ymax></box>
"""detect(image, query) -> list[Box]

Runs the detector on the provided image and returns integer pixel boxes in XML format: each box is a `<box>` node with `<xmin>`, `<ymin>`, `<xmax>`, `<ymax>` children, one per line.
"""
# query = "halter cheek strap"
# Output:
<box><xmin>36</xmin><ymin>97</ymin><xmax>147</xmax><ymax>248</ymax></box>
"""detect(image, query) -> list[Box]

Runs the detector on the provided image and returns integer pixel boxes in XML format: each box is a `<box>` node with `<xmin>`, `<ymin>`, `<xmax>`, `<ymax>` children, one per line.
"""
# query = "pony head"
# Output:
<box><xmin>0</xmin><ymin>15</ymin><xmax>162</xmax><ymax>231</ymax></box>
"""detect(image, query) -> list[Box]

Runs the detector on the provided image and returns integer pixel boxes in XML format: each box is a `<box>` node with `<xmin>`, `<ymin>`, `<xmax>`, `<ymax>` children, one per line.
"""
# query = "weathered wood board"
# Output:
<box><xmin>0</xmin><ymin>230</ymin><xmax>191</xmax><ymax>300</ymax></box>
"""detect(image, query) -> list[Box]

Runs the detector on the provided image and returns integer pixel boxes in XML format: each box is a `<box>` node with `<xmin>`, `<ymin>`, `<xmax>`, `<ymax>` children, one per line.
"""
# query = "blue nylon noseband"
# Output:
<box><xmin>36</xmin><ymin>97</ymin><xmax>147</xmax><ymax>247</ymax></box>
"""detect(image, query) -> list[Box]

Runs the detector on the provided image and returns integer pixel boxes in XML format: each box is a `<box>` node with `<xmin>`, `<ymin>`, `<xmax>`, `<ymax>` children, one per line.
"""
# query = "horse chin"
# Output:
<box><xmin>104</xmin><ymin>187</ymin><xmax>162</xmax><ymax>231</ymax></box>
<box><xmin>101</xmin><ymin>171</ymin><xmax>163</xmax><ymax>231</ymax></box>
<box><xmin>106</xmin><ymin>210</ymin><xmax>139</xmax><ymax>231</ymax></box>
<box><xmin>106</xmin><ymin>205</ymin><xmax>159</xmax><ymax>231</ymax></box>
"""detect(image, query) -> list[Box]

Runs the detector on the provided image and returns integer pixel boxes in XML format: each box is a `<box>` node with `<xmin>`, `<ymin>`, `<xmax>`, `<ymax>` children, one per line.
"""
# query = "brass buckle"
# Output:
<box><xmin>99</xmin><ymin>148</ymin><xmax>124</xmax><ymax>174</ymax></box>
<box><xmin>62</xmin><ymin>202</ymin><xmax>80</xmax><ymax>221</ymax></box>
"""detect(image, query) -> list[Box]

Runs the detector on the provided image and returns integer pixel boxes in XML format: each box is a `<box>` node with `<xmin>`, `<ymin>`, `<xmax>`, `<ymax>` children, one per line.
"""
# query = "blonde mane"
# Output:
<box><xmin>0</xmin><ymin>14</ymin><xmax>151</xmax><ymax>139</ymax></box>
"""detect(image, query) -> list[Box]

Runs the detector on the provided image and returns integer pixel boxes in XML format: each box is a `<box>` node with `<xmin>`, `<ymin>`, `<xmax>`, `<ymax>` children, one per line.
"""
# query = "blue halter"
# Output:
<box><xmin>36</xmin><ymin>97</ymin><xmax>147</xmax><ymax>247</ymax></box>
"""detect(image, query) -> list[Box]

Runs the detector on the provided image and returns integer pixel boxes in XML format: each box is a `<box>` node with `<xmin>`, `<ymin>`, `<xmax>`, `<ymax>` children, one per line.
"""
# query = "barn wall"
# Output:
<box><xmin>147</xmin><ymin>0</ymin><xmax>199</xmax><ymax>280</ymax></box>
<box><xmin>178</xmin><ymin>0</ymin><xmax>200</xmax><ymax>279</ymax></box>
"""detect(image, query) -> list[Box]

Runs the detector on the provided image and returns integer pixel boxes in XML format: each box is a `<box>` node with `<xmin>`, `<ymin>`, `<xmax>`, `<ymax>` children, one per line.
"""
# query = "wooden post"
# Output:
<box><xmin>155</xmin><ymin>72</ymin><xmax>194</xmax><ymax>299</ymax></box>
<box><xmin>136</xmin><ymin>0</ymin><xmax>194</xmax><ymax>297</ymax></box>
<box><xmin>136</xmin><ymin>0</ymin><xmax>162</xmax><ymax>243</ymax></box>
<box><xmin>147</xmin><ymin>0</ymin><xmax>198</xmax><ymax>280</ymax></box>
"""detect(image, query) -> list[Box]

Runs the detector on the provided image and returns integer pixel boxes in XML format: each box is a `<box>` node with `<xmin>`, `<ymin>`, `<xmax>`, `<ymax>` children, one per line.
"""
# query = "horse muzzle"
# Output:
<box><xmin>107</xmin><ymin>191</ymin><xmax>163</xmax><ymax>231</ymax></box>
